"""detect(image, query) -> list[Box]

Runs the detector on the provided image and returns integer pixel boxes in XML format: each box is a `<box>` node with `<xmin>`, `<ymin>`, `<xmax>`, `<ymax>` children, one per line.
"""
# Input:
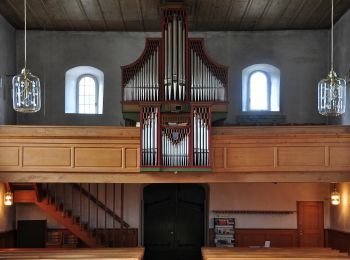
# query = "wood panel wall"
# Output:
<box><xmin>327</xmin><ymin>229</ymin><xmax>350</xmax><ymax>253</ymax></box>
<box><xmin>1</xmin><ymin>125</ymin><xmax>350</xmax><ymax>183</ymax></box>
<box><xmin>209</xmin><ymin>228</ymin><xmax>298</xmax><ymax>247</ymax></box>
<box><xmin>0</xmin><ymin>230</ymin><xmax>16</xmax><ymax>248</ymax></box>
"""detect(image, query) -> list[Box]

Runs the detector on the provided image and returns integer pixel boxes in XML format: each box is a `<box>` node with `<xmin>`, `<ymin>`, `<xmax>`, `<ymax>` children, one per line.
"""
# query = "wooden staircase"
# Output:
<box><xmin>10</xmin><ymin>183</ymin><xmax>113</xmax><ymax>248</ymax></box>
<box><xmin>34</xmin><ymin>196</ymin><xmax>101</xmax><ymax>247</ymax></box>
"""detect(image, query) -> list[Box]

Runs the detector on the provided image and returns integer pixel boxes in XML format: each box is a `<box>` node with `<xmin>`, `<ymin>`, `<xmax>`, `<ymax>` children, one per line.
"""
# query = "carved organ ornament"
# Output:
<box><xmin>121</xmin><ymin>3</ymin><xmax>228</xmax><ymax>171</ymax></box>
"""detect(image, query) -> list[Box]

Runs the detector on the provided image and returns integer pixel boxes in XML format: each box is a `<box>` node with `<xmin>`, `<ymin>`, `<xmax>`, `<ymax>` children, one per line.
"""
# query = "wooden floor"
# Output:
<box><xmin>0</xmin><ymin>247</ymin><xmax>348</xmax><ymax>260</ymax></box>
<box><xmin>0</xmin><ymin>247</ymin><xmax>144</xmax><ymax>259</ymax></box>
<box><xmin>201</xmin><ymin>247</ymin><xmax>349</xmax><ymax>260</ymax></box>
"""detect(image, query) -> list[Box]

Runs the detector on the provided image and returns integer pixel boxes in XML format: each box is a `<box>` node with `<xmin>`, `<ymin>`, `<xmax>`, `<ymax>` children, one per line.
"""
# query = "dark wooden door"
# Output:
<box><xmin>297</xmin><ymin>201</ymin><xmax>324</xmax><ymax>247</ymax></box>
<box><xmin>144</xmin><ymin>184</ymin><xmax>205</xmax><ymax>260</ymax></box>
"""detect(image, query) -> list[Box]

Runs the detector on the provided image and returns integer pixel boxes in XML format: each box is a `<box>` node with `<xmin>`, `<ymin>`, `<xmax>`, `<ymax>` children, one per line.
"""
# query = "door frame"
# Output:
<box><xmin>141</xmin><ymin>184</ymin><xmax>209</xmax><ymax>246</ymax></box>
<box><xmin>296</xmin><ymin>201</ymin><xmax>324</xmax><ymax>247</ymax></box>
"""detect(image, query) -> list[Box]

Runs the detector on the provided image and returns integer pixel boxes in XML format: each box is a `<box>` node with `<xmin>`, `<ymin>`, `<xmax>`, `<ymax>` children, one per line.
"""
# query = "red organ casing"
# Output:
<box><xmin>121</xmin><ymin>4</ymin><xmax>228</xmax><ymax>171</ymax></box>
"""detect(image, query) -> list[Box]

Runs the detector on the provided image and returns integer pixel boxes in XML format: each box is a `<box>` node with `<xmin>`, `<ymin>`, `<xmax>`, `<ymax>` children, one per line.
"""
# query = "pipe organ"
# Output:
<box><xmin>121</xmin><ymin>4</ymin><xmax>228</xmax><ymax>171</ymax></box>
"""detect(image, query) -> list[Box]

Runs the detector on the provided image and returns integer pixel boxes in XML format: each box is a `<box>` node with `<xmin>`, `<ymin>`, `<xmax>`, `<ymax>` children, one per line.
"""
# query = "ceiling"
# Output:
<box><xmin>0</xmin><ymin>0</ymin><xmax>349</xmax><ymax>31</ymax></box>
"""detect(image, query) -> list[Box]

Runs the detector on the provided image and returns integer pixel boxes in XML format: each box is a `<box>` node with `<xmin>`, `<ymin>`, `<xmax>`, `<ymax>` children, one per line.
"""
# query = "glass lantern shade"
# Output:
<box><xmin>331</xmin><ymin>191</ymin><xmax>340</xmax><ymax>205</ymax></box>
<box><xmin>12</xmin><ymin>68</ymin><xmax>41</xmax><ymax>113</ymax></box>
<box><xmin>4</xmin><ymin>192</ymin><xmax>13</xmax><ymax>206</ymax></box>
<box><xmin>318</xmin><ymin>71</ymin><xmax>346</xmax><ymax>116</ymax></box>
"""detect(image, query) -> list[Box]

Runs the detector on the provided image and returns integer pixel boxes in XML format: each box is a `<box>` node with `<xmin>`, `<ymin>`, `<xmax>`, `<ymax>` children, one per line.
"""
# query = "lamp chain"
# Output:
<box><xmin>24</xmin><ymin>0</ymin><xmax>27</xmax><ymax>70</ymax></box>
<box><xmin>331</xmin><ymin>0</ymin><xmax>334</xmax><ymax>72</ymax></box>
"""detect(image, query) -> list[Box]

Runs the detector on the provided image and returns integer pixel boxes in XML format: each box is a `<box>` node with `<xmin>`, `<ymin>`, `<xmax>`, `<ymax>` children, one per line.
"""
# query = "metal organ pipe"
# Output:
<box><xmin>124</xmin><ymin>46</ymin><xmax>159</xmax><ymax>102</ymax></box>
<box><xmin>164</xmin><ymin>14</ymin><xmax>186</xmax><ymax>101</ymax></box>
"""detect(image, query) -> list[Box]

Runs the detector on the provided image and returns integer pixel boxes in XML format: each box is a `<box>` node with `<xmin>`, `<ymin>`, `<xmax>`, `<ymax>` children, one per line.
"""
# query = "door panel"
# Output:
<box><xmin>144</xmin><ymin>184</ymin><xmax>205</xmax><ymax>260</ymax></box>
<box><xmin>297</xmin><ymin>201</ymin><xmax>324</xmax><ymax>247</ymax></box>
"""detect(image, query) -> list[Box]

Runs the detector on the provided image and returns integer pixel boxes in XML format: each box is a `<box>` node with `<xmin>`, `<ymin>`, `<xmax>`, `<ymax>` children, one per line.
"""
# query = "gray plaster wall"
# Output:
<box><xmin>0</xmin><ymin>15</ymin><xmax>16</xmax><ymax>124</ymax></box>
<box><xmin>334</xmin><ymin>10</ymin><xmax>350</xmax><ymax>124</ymax></box>
<box><xmin>16</xmin><ymin>29</ymin><xmax>328</xmax><ymax>125</ymax></box>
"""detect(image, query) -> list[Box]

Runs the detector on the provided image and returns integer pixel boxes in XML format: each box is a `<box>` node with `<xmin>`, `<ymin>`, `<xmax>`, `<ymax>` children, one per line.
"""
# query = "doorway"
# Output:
<box><xmin>143</xmin><ymin>184</ymin><xmax>206</xmax><ymax>260</ymax></box>
<box><xmin>297</xmin><ymin>201</ymin><xmax>324</xmax><ymax>247</ymax></box>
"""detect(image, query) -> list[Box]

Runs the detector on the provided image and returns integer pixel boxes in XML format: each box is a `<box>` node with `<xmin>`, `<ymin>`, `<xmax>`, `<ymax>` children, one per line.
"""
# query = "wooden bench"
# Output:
<box><xmin>201</xmin><ymin>247</ymin><xmax>349</xmax><ymax>260</ymax></box>
<box><xmin>0</xmin><ymin>247</ymin><xmax>145</xmax><ymax>260</ymax></box>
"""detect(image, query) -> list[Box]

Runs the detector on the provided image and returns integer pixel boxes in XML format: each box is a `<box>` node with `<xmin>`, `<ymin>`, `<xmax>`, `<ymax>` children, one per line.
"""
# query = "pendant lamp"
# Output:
<box><xmin>318</xmin><ymin>0</ymin><xmax>346</xmax><ymax>116</ymax></box>
<box><xmin>12</xmin><ymin>0</ymin><xmax>41</xmax><ymax>113</ymax></box>
<box><xmin>330</xmin><ymin>183</ymin><xmax>340</xmax><ymax>206</ymax></box>
<box><xmin>4</xmin><ymin>192</ymin><xmax>13</xmax><ymax>206</ymax></box>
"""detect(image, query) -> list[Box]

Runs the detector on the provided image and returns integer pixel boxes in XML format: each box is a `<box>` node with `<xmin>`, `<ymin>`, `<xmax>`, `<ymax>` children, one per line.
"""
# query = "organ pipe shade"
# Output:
<box><xmin>12</xmin><ymin>0</ymin><xmax>41</xmax><ymax>113</ymax></box>
<box><xmin>317</xmin><ymin>0</ymin><xmax>346</xmax><ymax>116</ymax></box>
<box><xmin>331</xmin><ymin>190</ymin><xmax>340</xmax><ymax>205</ymax></box>
<box><xmin>4</xmin><ymin>192</ymin><xmax>13</xmax><ymax>206</ymax></box>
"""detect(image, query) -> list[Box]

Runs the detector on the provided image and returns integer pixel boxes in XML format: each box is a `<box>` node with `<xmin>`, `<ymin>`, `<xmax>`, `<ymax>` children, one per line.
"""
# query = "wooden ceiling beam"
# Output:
<box><xmin>116</xmin><ymin>0</ymin><xmax>127</xmax><ymax>31</ymax></box>
<box><xmin>0</xmin><ymin>0</ymin><xmax>349</xmax><ymax>31</ymax></box>
<box><xmin>96</xmin><ymin>0</ymin><xmax>108</xmax><ymax>30</ymax></box>
<box><xmin>76</xmin><ymin>0</ymin><xmax>92</xmax><ymax>30</ymax></box>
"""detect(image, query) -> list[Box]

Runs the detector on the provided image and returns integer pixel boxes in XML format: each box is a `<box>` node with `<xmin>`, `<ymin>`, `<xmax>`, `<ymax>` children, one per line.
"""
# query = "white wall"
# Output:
<box><xmin>0</xmin><ymin>183</ymin><xmax>15</xmax><ymax>232</ymax></box>
<box><xmin>15</xmin><ymin>29</ymin><xmax>328</xmax><ymax>125</ymax></box>
<box><xmin>0</xmin><ymin>15</ymin><xmax>16</xmax><ymax>124</ymax></box>
<box><xmin>330</xmin><ymin>182</ymin><xmax>350</xmax><ymax>232</ymax></box>
<box><xmin>209</xmin><ymin>183</ymin><xmax>330</xmax><ymax>229</ymax></box>
<box><xmin>334</xmin><ymin>10</ymin><xmax>350</xmax><ymax>125</ymax></box>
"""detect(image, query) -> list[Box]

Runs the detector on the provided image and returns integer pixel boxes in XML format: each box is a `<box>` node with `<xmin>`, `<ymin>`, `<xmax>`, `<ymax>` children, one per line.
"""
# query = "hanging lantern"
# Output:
<box><xmin>331</xmin><ymin>190</ymin><xmax>340</xmax><ymax>205</ymax></box>
<box><xmin>12</xmin><ymin>0</ymin><xmax>41</xmax><ymax>113</ymax></box>
<box><xmin>318</xmin><ymin>0</ymin><xmax>346</xmax><ymax>116</ymax></box>
<box><xmin>4</xmin><ymin>192</ymin><xmax>13</xmax><ymax>206</ymax></box>
<box><xmin>318</xmin><ymin>71</ymin><xmax>346</xmax><ymax>116</ymax></box>
<box><xmin>13</xmin><ymin>68</ymin><xmax>41</xmax><ymax>112</ymax></box>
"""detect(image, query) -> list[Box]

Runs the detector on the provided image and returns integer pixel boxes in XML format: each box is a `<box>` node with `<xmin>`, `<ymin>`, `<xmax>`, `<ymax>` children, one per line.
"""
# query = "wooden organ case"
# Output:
<box><xmin>121</xmin><ymin>4</ymin><xmax>228</xmax><ymax>172</ymax></box>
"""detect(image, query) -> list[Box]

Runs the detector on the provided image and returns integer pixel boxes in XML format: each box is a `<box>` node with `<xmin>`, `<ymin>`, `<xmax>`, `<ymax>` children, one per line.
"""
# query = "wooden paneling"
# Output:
<box><xmin>1</xmin><ymin>126</ymin><xmax>350</xmax><ymax>182</ymax></box>
<box><xmin>327</xmin><ymin>229</ymin><xmax>350</xmax><ymax>253</ymax></box>
<box><xmin>329</xmin><ymin>147</ymin><xmax>350</xmax><ymax>167</ymax></box>
<box><xmin>209</xmin><ymin>228</ymin><xmax>298</xmax><ymax>247</ymax></box>
<box><xmin>125</xmin><ymin>148</ymin><xmax>138</xmax><ymax>168</ymax></box>
<box><xmin>0</xmin><ymin>147</ymin><xmax>19</xmax><ymax>166</ymax></box>
<box><xmin>0</xmin><ymin>0</ymin><xmax>349</xmax><ymax>31</ymax></box>
<box><xmin>277</xmin><ymin>147</ymin><xmax>325</xmax><ymax>167</ymax></box>
<box><xmin>23</xmin><ymin>147</ymin><xmax>71</xmax><ymax>167</ymax></box>
<box><xmin>0</xmin><ymin>230</ymin><xmax>16</xmax><ymax>248</ymax></box>
<box><xmin>75</xmin><ymin>148</ymin><xmax>122</xmax><ymax>168</ymax></box>
<box><xmin>226</xmin><ymin>147</ymin><xmax>274</xmax><ymax>168</ymax></box>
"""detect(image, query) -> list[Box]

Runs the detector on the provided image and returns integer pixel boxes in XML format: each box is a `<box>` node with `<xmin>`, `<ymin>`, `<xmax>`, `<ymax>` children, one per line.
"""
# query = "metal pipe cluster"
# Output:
<box><xmin>162</xmin><ymin>127</ymin><xmax>189</xmax><ymax>166</ymax></box>
<box><xmin>193</xmin><ymin>107</ymin><xmax>209</xmax><ymax>166</ymax></box>
<box><xmin>124</xmin><ymin>47</ymin><xmax>159</xmax><ymax>101</ymax></box>
<box><xmin>190</xmin><ymin>49</ymin><xmax>226</xmax><ymax>102</ymax></box>
<box><xmin>164</xmin><ymin>14</ymin><xmax>186</xmax><ymax>101</ymax></box>
<box><xmin>142</xmin><ymin>107</ymin><xmax>158</xmax><ymax>166</ymax></box>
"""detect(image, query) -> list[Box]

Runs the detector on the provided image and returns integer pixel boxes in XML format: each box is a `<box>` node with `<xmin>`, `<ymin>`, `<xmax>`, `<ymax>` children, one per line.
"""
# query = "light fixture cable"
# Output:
<box><xmin>24</xmin><ymin>0</ymin><xmax>27</xmax><ymax>71</ymax></box>
<box><xmin>331</xmin><ymin>0</ymin><xmax>334</xmax><ymax>72</ymax></box>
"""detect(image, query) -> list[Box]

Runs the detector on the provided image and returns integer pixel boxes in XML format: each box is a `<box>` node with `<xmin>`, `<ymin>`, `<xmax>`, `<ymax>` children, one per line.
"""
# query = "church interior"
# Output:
<box><xmin>0</xmin><ymin>0</ymin><xmax>350</xmax><ymax>260</ymax></box>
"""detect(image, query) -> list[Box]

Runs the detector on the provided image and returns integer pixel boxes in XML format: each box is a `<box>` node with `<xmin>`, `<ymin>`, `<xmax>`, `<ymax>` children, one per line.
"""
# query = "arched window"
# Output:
<box><xmin>242</xmin><ymin>64</ymin><xmax>280</xmax><ymax>112</ymax></box>
<box><xmin>65</xmin><ymin>66</ymin><xmax>104</xmax><ymax>114</ymax></box>
<box><xmin>248</xmin><ymin>71</ymin><xmax>270</xmax><ymax>111</ymax></box>
<box><xmin>77</xmin><ymin>75</ymin><xmax>98</xmax><ymax>114</ymax></box>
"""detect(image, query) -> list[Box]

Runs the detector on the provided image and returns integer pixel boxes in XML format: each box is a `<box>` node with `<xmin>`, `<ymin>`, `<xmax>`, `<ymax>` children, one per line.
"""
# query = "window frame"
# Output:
<box><xmin>76</xmin><ymin>74</ymin><xmax>99</xmax><ymax>114</ymax></box>
<box><xmin>247</xmin><ymin>70</ymin><xmax>271</xmax><ymax>111</ymax></box>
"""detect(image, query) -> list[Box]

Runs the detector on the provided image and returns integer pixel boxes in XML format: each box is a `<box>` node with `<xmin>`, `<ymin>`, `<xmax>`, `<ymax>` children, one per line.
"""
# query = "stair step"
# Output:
<box><xmin>73</xmin><ymin>216</ymin><xmax>80</xmax><ymax>224</ymax></box>
<box><xmin>64</xmin><ymin>209</ymin><xmax>72</xmax><ymax>217</ymax></box>
<box><xmin>81</xmin><ymin>222</ymin><xmax>89</xmax><ymax>231</ymax></box>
